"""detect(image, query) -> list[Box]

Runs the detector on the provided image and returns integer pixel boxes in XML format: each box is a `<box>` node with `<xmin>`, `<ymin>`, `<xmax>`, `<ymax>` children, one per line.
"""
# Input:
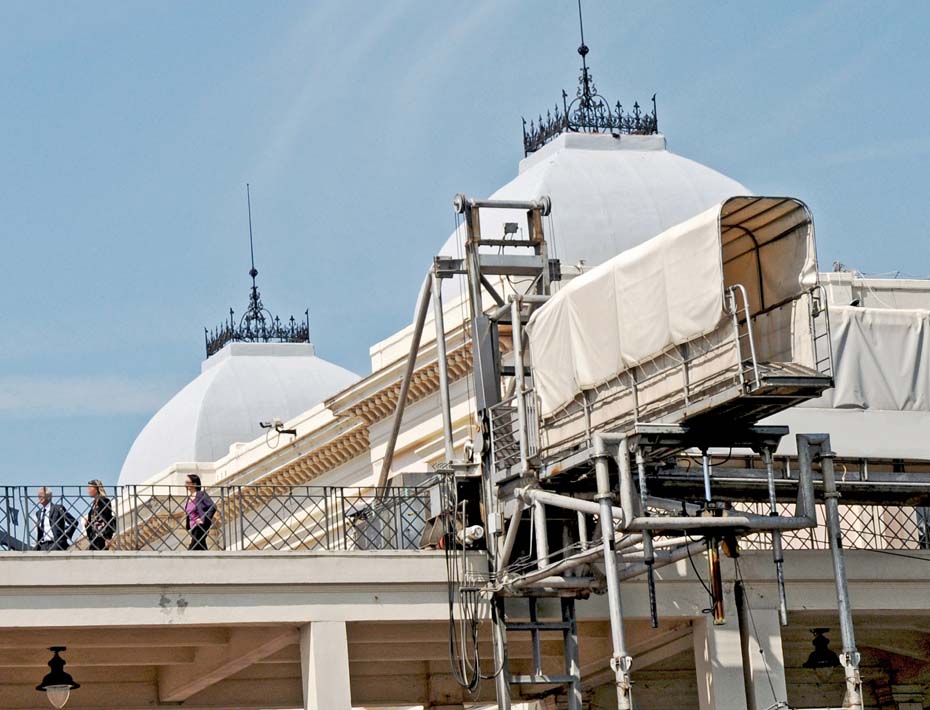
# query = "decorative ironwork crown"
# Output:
<box><xmin>204</xmin><ymin>185</ymin><xmax>311</xmax><ymax>358</ymax></box>
<box><xmin>204</xmin><ymin>297</ymin><xmax>311</xmax><ymax>358</ymax></box>
<box><xmin>522</xmin><ymin>26</ymin><xmax>658</xmax><ymax>156</ymax></box>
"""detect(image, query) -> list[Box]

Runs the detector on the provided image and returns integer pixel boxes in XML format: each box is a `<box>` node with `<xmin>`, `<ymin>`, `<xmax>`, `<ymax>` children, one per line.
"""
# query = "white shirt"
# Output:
<box><xmin>40</xmin><ymin>504</ymin><xmax>54</xmax><ymax>543</ymax></box>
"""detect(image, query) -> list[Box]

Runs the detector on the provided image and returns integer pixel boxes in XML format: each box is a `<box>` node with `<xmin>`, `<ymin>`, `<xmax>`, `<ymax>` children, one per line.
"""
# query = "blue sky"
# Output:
<box><xmin>2</xmin><ymin>1</ymin><xmax>928</xmax><ymax>486</ymax></box>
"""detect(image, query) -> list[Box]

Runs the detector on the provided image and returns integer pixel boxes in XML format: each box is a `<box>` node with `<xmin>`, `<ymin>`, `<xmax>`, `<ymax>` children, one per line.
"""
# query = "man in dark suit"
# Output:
<box><xmin>34</xmin><ymin>487</ymin><xmax>77</xmax><ymax>551</ymax></box>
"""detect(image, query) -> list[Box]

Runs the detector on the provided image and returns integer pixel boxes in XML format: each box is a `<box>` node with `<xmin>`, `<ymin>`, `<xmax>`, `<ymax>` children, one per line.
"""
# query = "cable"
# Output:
<box><xmin>734</xmin><ymin>558</ymin><xmax>782</xmax><ymax>706</ymax></box>
<box><xmin>442</xmin><ymin>472</ymin><xmax>479</xmax><ymax>691</ymax></box>
<box><xmin>684</xmin><ymin>448</ymin><xmax>733</xmax><ymax>468</ymax></box>
<box><xmin>684</xmin><ymin>540</ymin><xmax>715</xmax><ymax>615</ymax></box>
<box><xmin>264</xmin><ymin>428</ymin><xmax>282</xmax><ymax>450</ymax></box>
<box><xmin>546</xmin><ymin>211</ymin><xmax>559</xmax><ymax>264</ymax></box>
<box><xmin>452</xmin><ymin>210</ymin><xmax>477</xmax><ymax>431</ymax></box>
<box><xmin>852</xmin><ymin>270</ymin><xmax>903</xmax><ymax>309</ymax></box>
<box><xmin>854</xmin><ymin>546</ymin><xmax>930</xmax><ymax>563</ymax></box>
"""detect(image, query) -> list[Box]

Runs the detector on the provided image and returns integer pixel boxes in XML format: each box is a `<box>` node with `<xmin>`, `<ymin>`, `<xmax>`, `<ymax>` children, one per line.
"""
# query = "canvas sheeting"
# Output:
<box><xmin>527</xmin><ymin>197</ymin><xmax>818</xmax><ymax>417</ymax></box>
<box><xmin>759</xmin><ymin>305</ymin><xmax>930</xmax><ymax>459</ymax></box>
<box><xmin>813</xmin><ymin>305</ymin><xmax>930</xmax><ymax>412</ymax></box>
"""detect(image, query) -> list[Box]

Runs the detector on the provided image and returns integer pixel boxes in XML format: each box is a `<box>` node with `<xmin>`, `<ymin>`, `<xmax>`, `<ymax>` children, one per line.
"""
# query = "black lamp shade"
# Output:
<box><xmin>36</xmin><ymin>647</ymin><xmax>80</xmax><ymax>691</ymax></box>
<box><xmin>803</xmin><ymin>628</ymin><xmax>841</xmax><ymax>670</ymax></box>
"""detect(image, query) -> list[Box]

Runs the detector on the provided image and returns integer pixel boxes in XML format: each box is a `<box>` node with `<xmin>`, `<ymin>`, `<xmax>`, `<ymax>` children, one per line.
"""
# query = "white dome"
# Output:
<box><xmin>441</xmin><ymin>132</ymin><xmax>749</xmax><ymax>269</ymax></box>
<box><xmin>118</xmin><ymin>342</ymin><xmax>359</xmax><ymax>485</ymax></box>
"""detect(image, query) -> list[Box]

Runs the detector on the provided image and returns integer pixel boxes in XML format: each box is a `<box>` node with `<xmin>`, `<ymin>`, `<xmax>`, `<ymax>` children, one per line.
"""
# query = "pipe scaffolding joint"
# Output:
<box><xmin>611</xmin><ymin>654</ymin><xmax>633</xmax><ymax>674</ymax></box>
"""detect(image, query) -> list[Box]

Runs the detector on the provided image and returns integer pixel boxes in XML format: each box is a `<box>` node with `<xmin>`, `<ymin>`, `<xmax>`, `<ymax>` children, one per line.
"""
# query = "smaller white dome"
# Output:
<box><xmin>118</xmin><ymin>342</ymin><xmax>359</xmax><ymax>485</ymax></box>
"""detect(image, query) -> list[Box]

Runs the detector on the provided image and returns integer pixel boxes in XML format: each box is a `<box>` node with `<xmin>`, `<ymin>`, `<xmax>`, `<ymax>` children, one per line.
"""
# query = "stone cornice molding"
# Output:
<box><xmin>327</xmin><ymin>325</ymin><xmax>470</xmax><ymax>416</ymax></box>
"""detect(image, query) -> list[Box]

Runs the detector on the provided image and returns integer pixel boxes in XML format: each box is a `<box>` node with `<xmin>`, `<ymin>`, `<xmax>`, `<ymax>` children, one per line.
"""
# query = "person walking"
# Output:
<box><xmin>85</xmin><ymin>480</ymin><xmax>116</xmax><ymax>550</ymax></box>
<box><xmin>184</xmin><ymin>474</ymin><xmax>216</xmax><ymax>551</ymax></box>
<box><xmin>34</xmin><ymin>488</ymin><xmax>77</xmax><ymax>551</ymax></box>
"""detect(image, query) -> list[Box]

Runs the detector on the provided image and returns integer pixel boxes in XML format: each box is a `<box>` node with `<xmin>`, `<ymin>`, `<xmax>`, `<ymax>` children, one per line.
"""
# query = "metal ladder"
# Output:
<box><xmin>504</xmin><ymin>597</ymin><xmax>583</xmax><ymax>710</ymax></box>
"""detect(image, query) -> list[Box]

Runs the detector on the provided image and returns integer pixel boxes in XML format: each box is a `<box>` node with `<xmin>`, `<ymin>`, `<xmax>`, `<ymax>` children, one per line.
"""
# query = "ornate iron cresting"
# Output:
<box><xmin>204</xmin><ymin>185</ymin><xmax>311</xmax><ymax>358</ymax></box>
<box><xmin>522</xmin><ymin>4</ymin><xmax>658</xmax><ymax>156</ymax></box>
<box><xmin>205</xmin><ymin>306</ymin><xmax>311</xmax><ymax>359</ymax></box>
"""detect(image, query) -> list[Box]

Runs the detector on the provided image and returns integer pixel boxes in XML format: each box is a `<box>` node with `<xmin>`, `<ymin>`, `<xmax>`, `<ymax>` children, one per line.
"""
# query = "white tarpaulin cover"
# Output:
<box><xmin>527</xmin><ymin>204</ymin><xmax>724</xmax><ymax>416</ymax></box>
<box><xmin>815</xmin><ymin>305</ymin><xmax>930</xmax><ymax>412</ymax></box>
<box><xmin>527</xmin><ymin>197</ymin><xmax>818</xmax><ymax>417</ymax></box>
<box><xmin>765</xmin><ymin>305</ymin><xmax>930</xmax><ymax>459</ymax></box>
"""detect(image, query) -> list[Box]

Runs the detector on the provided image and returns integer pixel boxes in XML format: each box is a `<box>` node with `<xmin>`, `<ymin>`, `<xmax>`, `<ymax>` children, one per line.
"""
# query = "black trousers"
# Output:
<box><xmin>88</xmin><ymin>536</ymin><xmax>108</xmax><ymax>551</ymax></box>
<box><xmin>34</xmin><ymin>540</ymin><xmax>67</xmax><ymax>551</ymax></box>
<box><xmin>188</xmin><ymin>524</ymin><xmax>210</xmax><ymax>551</ymax></box>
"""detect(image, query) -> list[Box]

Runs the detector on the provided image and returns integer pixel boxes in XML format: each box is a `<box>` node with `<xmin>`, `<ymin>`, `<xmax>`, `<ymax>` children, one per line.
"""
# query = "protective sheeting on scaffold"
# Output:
<box><xmin>525</xmin><ymin>196</ymin><xmax>824</xmax><ymax>453</ymax></box>
<box><xmin>766</xmin><ymin>304</ymin><xmax>930</xmax><ymax>459</ymax></box>
<box><xmin>817</xmin><ymin>306</ymin><xmax>930</xmax><ymax>412</ymax></box>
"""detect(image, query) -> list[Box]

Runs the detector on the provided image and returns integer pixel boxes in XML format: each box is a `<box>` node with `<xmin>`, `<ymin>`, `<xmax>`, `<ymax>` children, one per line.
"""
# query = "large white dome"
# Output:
<box><xmin>440</xmin><ymin>132</ymin><xmax>749</xmax><ymax>270</ymax></box>
<box><xmin>118</xmin><ymin>342</ymin><xmax>359</xmax><ymax>485</ymax></box>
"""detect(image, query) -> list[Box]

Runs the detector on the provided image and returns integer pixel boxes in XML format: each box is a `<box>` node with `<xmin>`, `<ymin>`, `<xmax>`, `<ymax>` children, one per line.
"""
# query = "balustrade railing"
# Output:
<box><xmin>4</xmin><ymin>481</ymin><xmax>928</xmax><ymax>554</ymax></box>
<box><xmin>0</xmin><ymin>483</ymin><xmax>433</xmax><ymax>553</ymax></box>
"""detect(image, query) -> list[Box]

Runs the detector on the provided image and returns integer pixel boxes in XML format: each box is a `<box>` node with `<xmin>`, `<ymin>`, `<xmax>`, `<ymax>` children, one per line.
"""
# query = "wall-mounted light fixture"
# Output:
<box><xmin>803</xmin><ymin>628</ymin><xmax>841</xmax><ymax>682</ymax></box>
<box><xmin>36</xmin><ymin>647</ymin><xmax>80</xmax><ymax>708</ymax></box>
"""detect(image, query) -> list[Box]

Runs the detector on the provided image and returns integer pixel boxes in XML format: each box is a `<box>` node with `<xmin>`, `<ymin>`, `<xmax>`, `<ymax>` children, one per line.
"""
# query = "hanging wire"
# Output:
<box><xmin>443</xmin><ymin>211</ymin><xmax>493</xmax><ymax>693</ymax></box>
<box><xmin>453</xmin><ymin>210</ymin><xmax>477</xmax><ymax>427</ymax></box>
<box><xmin>734</xmin><ymin>558</ymin><xmax>783</xmax><ymax>707</ymax></box>
<box><xmin>685</xmin><ymin>540</ymin><xmax>715</xmax><ymax>615</ymax></box>
<box><xmin>443</xmin><ymin>471</ymin><xmax>482</xmax><ymax>691</ymax></box>
<box><xmin>684</xmin><ymin>448</ymin><xmax>734</xmax><ymax>468</ymax></box>
<box><xmin>546</xmin><ymin>210</ymin><xmax>560</xmax><ymax>264</ymax></box>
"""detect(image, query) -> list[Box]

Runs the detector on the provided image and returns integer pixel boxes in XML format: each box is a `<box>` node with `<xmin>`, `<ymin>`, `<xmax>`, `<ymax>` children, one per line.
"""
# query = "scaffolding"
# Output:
<box><xmin>386</xmin><ymin>194</ymin><xmax>878</xmax><ymax>709</ymax></box>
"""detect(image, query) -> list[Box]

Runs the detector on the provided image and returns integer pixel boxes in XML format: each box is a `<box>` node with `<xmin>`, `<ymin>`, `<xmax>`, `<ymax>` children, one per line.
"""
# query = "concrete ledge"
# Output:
<box><xmin>0</xmin><ymin>549</ymin><xmax>468</xmax><ymax>587</ymax></box>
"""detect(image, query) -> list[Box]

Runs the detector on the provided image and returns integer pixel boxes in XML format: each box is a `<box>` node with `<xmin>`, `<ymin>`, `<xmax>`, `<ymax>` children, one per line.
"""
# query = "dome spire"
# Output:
<box><xmin>203</xmin><ymin>185</ymin><xmax>311</xmax><ymax>358</ymax></box>
<box><xmin>576</xmin><ymin>0</ymin><xmax>589</xmax><ymax>89</ymax></box>
<box><xmin>521</xmin><ymin>0</ymin><xmax>659</xmax><ymax>156</ymax></box>
<box><xmin>247</xmin><ymin>182</ymin><xmax>259</xmax><ymax>295</ymax></box>
<box><xmin>242</xmin><ymin>183</ymin><xmax>268</xmax><ymax>331</ymax></box>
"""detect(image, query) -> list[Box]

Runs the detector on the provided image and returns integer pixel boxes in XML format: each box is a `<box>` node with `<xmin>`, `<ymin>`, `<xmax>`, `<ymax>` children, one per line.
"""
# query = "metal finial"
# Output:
<box><xmin>202</xmin><ymin>185</ymin><xmax>311</xmax><ymax>357</ymax></box>
<box><xmin>576</xmin><ymin>0</ymin><xmax>587</xmax><ymax>56</ymax></box>
<box><xmin>247</xmin><ymin>184</ymin><xmax>258</xmax><ymax>284</ymax></box>
<box><xmin>519</xmin><ymin>0</ymin><xmax>659</xmax><ymax>156</ymax></box>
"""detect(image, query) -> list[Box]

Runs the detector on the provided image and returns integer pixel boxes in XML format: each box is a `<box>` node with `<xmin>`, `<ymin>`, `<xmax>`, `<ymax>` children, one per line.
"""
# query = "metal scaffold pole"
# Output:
<box><xmin>437</xmin><ymin>190</ymin><xmax>847</xmax><ymax>710</ymax></box>
<box><xmin>491</xmin><ymin>596</ymin><xmax>512</xmax><ymax>710</ymax></box>
<box><xmin>594</xmin><ymin>436</ymin><xmax>633</xmax><ymax>709</ymax></box>
<box><xmin>798</xmin><ymin>434</ymin><xmax>862</xmax><ymax>710</ymax></box>
<box><xmin>635</xmin><ymin>448</ymin><xmax>659</xmax><ymax>628</ymax></box>
<box><xmin>762</xmin><ymin>446</ymin><xmax>789</xmax><ymax>626</ymax></box>
<box><xmin>431</xmin><ymin>266</ymin><xmax>455</xmax><ymax>462</ymax></box>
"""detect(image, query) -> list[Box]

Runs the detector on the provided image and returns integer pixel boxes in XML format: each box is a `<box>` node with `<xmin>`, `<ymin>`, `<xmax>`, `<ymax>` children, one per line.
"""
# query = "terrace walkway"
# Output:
<box><xmin>3</xmin><ymin>550</ymin><xmax>930</xmax><ymax>709</ymax></box>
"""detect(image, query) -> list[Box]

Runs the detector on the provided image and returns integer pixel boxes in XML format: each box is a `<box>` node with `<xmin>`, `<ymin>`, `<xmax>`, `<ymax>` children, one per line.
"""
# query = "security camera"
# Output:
<box><xmin>260</xmin><ymin>418</ymin><xmax>297</xmax><ymax>437</ymax></box>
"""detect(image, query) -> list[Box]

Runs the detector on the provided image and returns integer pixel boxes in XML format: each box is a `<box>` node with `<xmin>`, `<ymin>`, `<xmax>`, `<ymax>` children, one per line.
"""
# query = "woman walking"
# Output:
<box><xmin>184</xmin><ymin>474</ymin><xmax>216</xmax><ymax>551</ymax></box>
<box><xmin>85</xmin><ymin>480</ymin><xmax>115</xmax><ymax>550</ymax></box>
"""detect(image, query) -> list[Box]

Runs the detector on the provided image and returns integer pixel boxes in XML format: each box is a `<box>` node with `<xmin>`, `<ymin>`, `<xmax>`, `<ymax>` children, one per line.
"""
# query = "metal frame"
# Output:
<box><xmin>521</xmin><ymin>283</ymin><xmax>833</xmax><ymax>469</ymax></box>
<box><xmin>414</xmin><ymin>191</ymin><xmax>874</xmax><ymax>710</ymax></box>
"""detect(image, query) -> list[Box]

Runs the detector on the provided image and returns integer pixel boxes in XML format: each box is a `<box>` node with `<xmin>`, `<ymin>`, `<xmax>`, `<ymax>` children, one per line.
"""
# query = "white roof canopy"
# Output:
<box><xmin>527</xmin><ymin>197</ymin><xmax>818</xmax><ymax>417</ymax></box>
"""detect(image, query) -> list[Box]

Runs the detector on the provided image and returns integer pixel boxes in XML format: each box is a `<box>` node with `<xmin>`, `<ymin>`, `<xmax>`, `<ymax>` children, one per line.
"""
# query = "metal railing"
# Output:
<box><xmin>809</xmin><ymin>284</ymin><xmax>835</xmax><ymax>378</ymax></box>
<box><xmin>510</xmin><ymin>285</ymin><xmax>835</xmax><ymax>466</ymax></box>
<box><xmin>4</xmin><ymin>483</ymin><xmax>927</xmax><ymax>554</ymax></box>
<box><xmin>531</xmin><ymin>322</ymin><xmax>746</xmax><ymax>462</ymax></box>
<box><xmin>727</xmin><ymin>283</ymin><xmax>762</xmax><ymax>390</ymax></box>
<box><xmin>1</xmin><ymin>483</ymin><xmax>433</xmax><ymax>552</ymax></box>
<box><xmin>739</xmin><ymin>502</ymin><xmax>930</xmax><ymax>551</ymax></box>
<box><xmin>489</xmin><ymin>389</ymin><xmax>540</xmax><ymax>474</ymax></box>
<box><xmin>489</xmin><ymin>396</ymin><xmax>522</xmax><ymax>472</ymax></box>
